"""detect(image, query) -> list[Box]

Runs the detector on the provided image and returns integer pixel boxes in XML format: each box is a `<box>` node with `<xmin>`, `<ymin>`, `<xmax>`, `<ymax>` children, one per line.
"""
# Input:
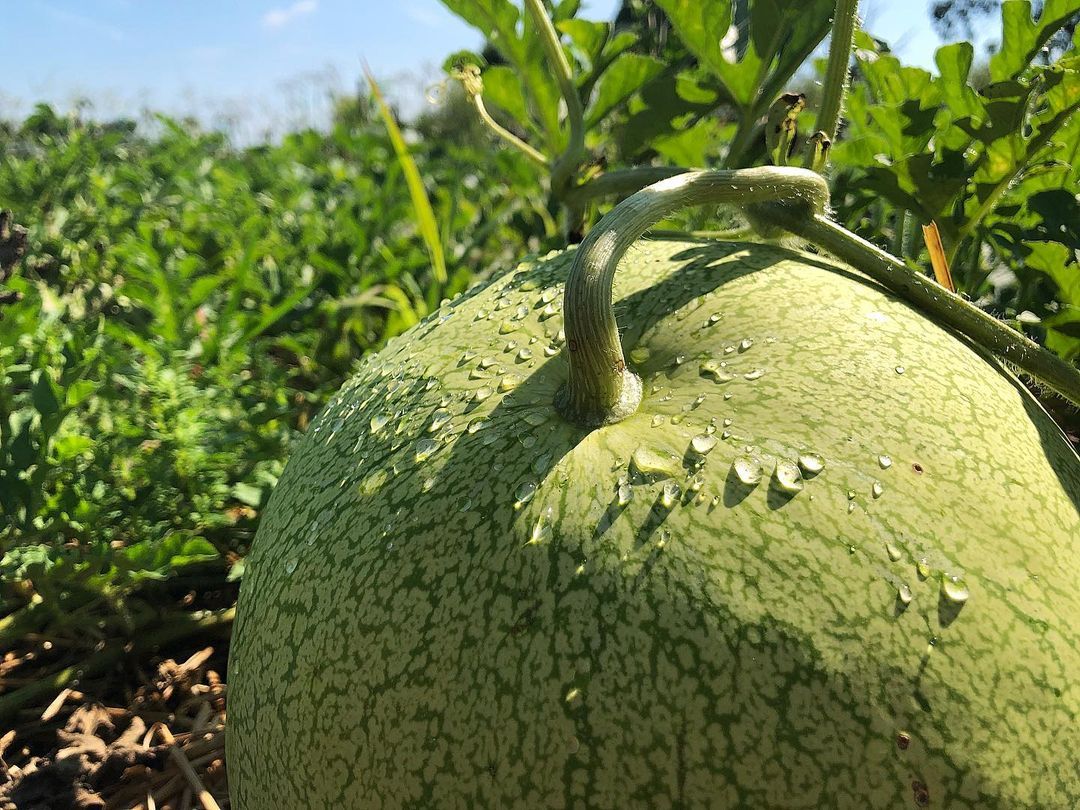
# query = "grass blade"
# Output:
<box><xmin>364</xmin><ymin>66</ymin><xmax>447</xmax><ymax>285</ymax></box>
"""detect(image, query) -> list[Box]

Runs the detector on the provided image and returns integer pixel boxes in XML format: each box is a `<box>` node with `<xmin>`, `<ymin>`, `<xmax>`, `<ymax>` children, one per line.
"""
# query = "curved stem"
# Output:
<box><xmin>563</xmin><ymin>166</ymin><xmax>690</xmax><ymax>207</ymax></box>
<box><xmin>471</xmin><ymin>94</ymin><xmax>549</xmax><ymax>167</ymax></box>
<box><xmin>523</xmin><ymin>0</ymin><xmax>586</xmax><ymax>197</ymax></box>
<box><xmin>814</xmin><ymin>0</ymin><xmax>860</xmax><ymax>157</ymax></box>
<box><xmin>557</xmin><ymin>167</ymin><xmax>830</xmax><ymax>426</ymax></box>
<box><xmin>753</xmin><ymin>206</ymin><xmax>1080</xmax><ymax>406</ymax></box>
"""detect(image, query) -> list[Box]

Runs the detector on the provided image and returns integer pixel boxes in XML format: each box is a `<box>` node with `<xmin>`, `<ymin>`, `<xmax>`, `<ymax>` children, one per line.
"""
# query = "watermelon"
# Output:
<box><xmin>228</xmin><ymin>238</ymin><xmax>1080</xmax><ymax>808</ymax></box>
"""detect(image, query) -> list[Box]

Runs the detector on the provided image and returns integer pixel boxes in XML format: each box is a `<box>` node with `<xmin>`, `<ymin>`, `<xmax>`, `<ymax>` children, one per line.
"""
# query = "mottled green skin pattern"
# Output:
<box><xmin>228</xmin><ymin>240</ymin><xmax>1080</xmax><ymax>809</ymax></box>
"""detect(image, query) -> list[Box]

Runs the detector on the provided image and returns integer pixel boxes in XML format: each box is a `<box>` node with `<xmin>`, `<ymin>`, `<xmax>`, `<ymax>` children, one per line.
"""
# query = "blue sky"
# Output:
<box><xmin>0</xmin><ymin>1</ymin><xmax>989</xmax><ymax>138</ymax></box>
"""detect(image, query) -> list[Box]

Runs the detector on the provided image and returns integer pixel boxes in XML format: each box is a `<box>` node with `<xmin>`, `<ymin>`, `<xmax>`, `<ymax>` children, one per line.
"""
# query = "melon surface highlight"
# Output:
<box><xmin>228</xmin><ymin>238</ymin><xmax>1080</xmax><ymax>809</ymax></box>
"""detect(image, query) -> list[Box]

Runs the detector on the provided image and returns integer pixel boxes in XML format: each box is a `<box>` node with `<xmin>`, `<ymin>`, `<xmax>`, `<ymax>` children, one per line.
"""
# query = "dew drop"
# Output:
<box><xmin>629</xmin><ymin>346</ymin><xmax>651</xmax><ymax>365</ymax></box>
<box><xmin>700</xmin><ymin>359</ymin><xmax>735</xmax><ymax>383</ymax></box>
<box><xmin>516</xmin><ymin>348</ymin><xmax>533</xmax><ymax>362</ymax></box>
<box><xmin>370</xmin><ymin>413</ymin><xmax>389</xmax><ymax>433</ymax></box>
<box><xmin>744</xmin><ymin>369</ymin><xmax>766</xmax><ymax>381</ymax></box>
<box><xmin>708</xmin><ymin>312</ymin><xmax>722</xmax><ymax>324</ymax></box>
<box><xmin>738</xmin><ymin>338</ymin><xmax>754</xmax><ymax>352</ymax></box>
<box><xmin>732</xmin><ymin>455</ymin><xmax>763</xmax><ymax>485</ymax></box>
<box><xmin>466</xmin><ymin>418</ymin><xmax>487</xmax><ymax>433</ymax></box>
<box><xmin>774</xmin><ymin>460</ymin><xmax>804</xmax><ymax>493</ymax></box>
<box><xmin>941</xmin><ymin>575</ymin><xmax>970</xmax><ymax>604</ymax></box>
<box><xmin>617</xmin><ymin>480</ymin><xmax>633</xmax><ymax>506</ymax></box>
<box><xmin>895</xmin><ymin>365</ymin><xmax>906</xmax><ymax>374</ymax></box>
<box><xmin>650</xmin><ymin>414</ymin><xmax>666</xmax><ymax>428</ymax></box>
<box><xmin>897</xmin><ymin>583</ymin><xmax>913</xmax><ymax>605</ymax></box>
<box><xmin>661</xmin><ymin>481</ymin><xmax>681</xmax><ymax>508</ymax></box>
<box><xmin>691</xmin><ymin>433</ymin><xmax>718</xmax><ymax>455</ymax></box>
<box><xmin>284</xmin><ymin>558</ymin><xmax>298</xmax><ymax>575</ymax></box>
<box><xmin>878</xmin><ymin>454</ymin><xmax>893</xmax><ymax>469</ymax></box>
<box><xmin>522</xmin><ymin>410</ymin><xmax>548</xmax><ymax>427</ymax></box>
<box><xmin>414</xmin><ymin>437</ymin><xmax>438</xmax><ymax>462</ymax></box>
<box><xmin>631</xmin><ymin>447</ymin><xmax>680</xmax><ymax>479</ymax></box>
<box><xmin>672</xmin><ymin>354</ymin><xmax>686</xmax><ymax>366</ymax></box>
<box><xmin>514</xmin><ymin>481</ymin><xmax>537</xmax><ymax>508</ymax></box>
<box><xmin>872</xmin><ymin>481</ymin><xmax>884</xmax><ymax>499</ymax></box>
<box><xmin>429</xmin><ymin>408</ymin><xmax>452</xmax><ymax>431</ymax></box>
<box><xmin>499</xmin><ymin>320</ymin><xmax>517</xmax><ymax>334</ymax></box>
<box><xmin>916</xmin><ymin>558</ymin><xmax>931</xmax><ymax>579</ymax></box>
<box><xmin>885</xmin><ymin>541</ymin><xmax>903</xmax><ymax>562</ymax></box>
<box><xmin>798</xmin><ymin>453</ymin><xmax>825</xmax><ymax>475</ymax></box>
<box><xmin>499</xmin><ymin>374</ymin><xmax>523</xmax><ymax>392</ymax></box>
<box><xmin>473</xmin><ymin>386</ymin><xmax>494</xmax><ymax>403</ymax></box>
<box><xmin>527</xmin><ymin>506</ymin><xmax>554</xmax><ymax>545</ymax></box>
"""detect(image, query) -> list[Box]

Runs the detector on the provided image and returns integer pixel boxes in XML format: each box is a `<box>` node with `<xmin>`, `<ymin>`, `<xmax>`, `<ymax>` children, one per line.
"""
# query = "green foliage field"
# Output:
<box><xmin>0</xmin><ymin>103</ymin><xmax>546</xmax><ymax>667</ymax></box>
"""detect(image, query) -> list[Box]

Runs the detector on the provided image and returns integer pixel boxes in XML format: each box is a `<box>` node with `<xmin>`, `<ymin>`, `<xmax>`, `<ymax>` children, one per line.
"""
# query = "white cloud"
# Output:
<box><xmin>262</xmin><ymin>0</ymin><xmax>318</xmax><ymax>29</ymax></box>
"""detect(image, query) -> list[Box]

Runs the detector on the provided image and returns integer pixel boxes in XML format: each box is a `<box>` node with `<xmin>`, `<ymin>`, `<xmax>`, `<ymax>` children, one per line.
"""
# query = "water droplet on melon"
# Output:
<box><xmin>878</xmin><ymin>454</ymin><xmax>893</xmax><ymax>469</ymax></box>
<box><xmin>516</xmin><ymin>348</ymin><xmax>533</xmax><ymax>362</ymax></box>
<box><xmin>691</xmin><ymin>434</ymin><xmax>718</xmax><ymax>455</ymax></box>
<box><xmin>744</xmin><ymin>369</ymin><xmax>766</xmax><ymax>381</ymax></box>
<box><xmin>514</xmin><ymin>481</ymin><xmax>537</xmax><ymax>508</ymax></box>
<box><xmin>414</xmin><ymin>438</ymin><xmax>438</xmax><ymax>462</ymax></box>
<box><xmin>499</xmin><ymin>374</ymin><xmax>523</xmax><ymax>392</ymax></box>
<box><xmin>527</xmin><ymin>507</ymin><xmax>554</xmax><ymax>545</ymax></box>
<box><xmin>897</xmin><ymin>583</ymin><xmax>913</xmax><ymax>605</ymax></box>
<box><xmin>798</xmin><ymin>453</ymin><xmax>825</xmax><ymax>475</ymax></box>
<box><xmin>774</xmin><ymin>460</ymin><xmax>804</xmax><ymax>492</ymax></box>
<box><xmin>872</xmin><ymin>481</ymin><xmax>884</xmax><ymax>499</ymax></box>
<box><xmin>660</xmin><ymin>481</ymin><xmax>681</xmax><ymax>508</ymax></box>
<box><xmin>916</xmin><ymin>558</ymin><xmax>931</xmax><ymax>579</ymax></box>
<box><xmin>650</xmin><ymin>414</ymin><xmax>665</xmax><ymax>428</ymax></box>
<box><xmin>700</xmin><ymin>360</ymin><xmax>734</xmax><ymax>383</ymax></box>
<box><xmin>885</xmin><ymin>541</ymin><xmax>903</xmax><ymax>562</ymax></box>
<box><xmin>370</xmin><ymin>413</ymin><xmax>389</xmax><ymax>433</ymax></box>
<box><xmin>738</xmin><ymin>338</ymin><xmax>754</xmax><ymax>352</ymax></box>
<box><xmin>284</xmin><ymin>558</ymin><xmax>298</xmax><ymax>575</ymax></box>
<box><xmin>617</xmin><ymin>480</ymin><xmax>633</xmax><ymax>506</ymax></box>
<box><xmin>941</xmin><ymin>575</ymin><xmax>970</xmax><ymax>604</ymax></box>
<box><xmin>732</xmin><ymin>455</ymin><xmax>763</xmax><ymax>485</ymax></box>
<box><xmin>631</xmin><ymin>447</ymin><xmax>680</xmax><ymax>479</ymax></box>
<box><xmin>429</xmin><ymin>408</ymin><xmax>451</xmax><ymax>431</ymax></box>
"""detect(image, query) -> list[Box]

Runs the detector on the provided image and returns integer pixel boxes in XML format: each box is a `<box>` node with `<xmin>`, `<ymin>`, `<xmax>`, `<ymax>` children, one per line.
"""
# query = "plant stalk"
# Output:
<box><xmin>523</xmin><ymin>0</ymin><xmax>586</xmax><ymax>198</ymax></box>
<box><xmin>556</xmin><ymin>167</ymin><xmax>831</xmax><ymax>426</ymax></box>
<box><xmin>813</xmin><ymin>0</ymin><xmax>861</xmax><ymax>161</ymax></box>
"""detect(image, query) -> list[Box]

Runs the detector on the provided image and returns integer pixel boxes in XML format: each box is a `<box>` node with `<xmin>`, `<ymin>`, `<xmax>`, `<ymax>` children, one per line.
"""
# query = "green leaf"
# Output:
<box><xmin>935</xmin><ymin>42</ymin><xmax>986</xmax><ymax>125</ymax></box>
<box><xmin>227</xmin><ymin>557</ymin><xmax>247</xmax><ymax>582</ymax></box>
<box><xmin>64</xmin><ymin>379</ymin><xmax>97</xmax><ymax>408</ymax></box>
<box><xmin>558</xmin><ymin>19</ymin><xmax>609</xmax><ymax>68</ymax></box>
<box><xmin>482</xmin><ymin>66</ymin><xmax>532</xmax><ymax>126</ymax></box>
<box><xmin>231</xmin><ymin>481</ymin><xmax>263</xmax><ymax>508</ymax></box>
<box><xmin>653</xmin><ymin>0</ymin><xmax>738</xmax><ymax>99</ymax></box>
<box><xmin>366</xmin><ymin>69</ymin><xmax>447</xmax><ymax>285</ymax></box>
<box><xmin>990</xmin><ymin>0</ymin><xmax>1080</xmax><ymax>82</ymax></box>
<box><xmin>586</xmin><ymin>53</ymin><xmax>665</xmax><ymax>127</ymax></box>
<box><xmin>119</xmin><ymin>533</ymin><xmax>219</xmax><ymax>580</ymax></box>
<box><xmin>32</xmin><ymin>371</ymin><xmax>61</xmax><ymax>418</ymax></box>
<box><xmin>53</xmin><ymin>434</ymin><xmax>94</xmax><ymax>461</ymax></box>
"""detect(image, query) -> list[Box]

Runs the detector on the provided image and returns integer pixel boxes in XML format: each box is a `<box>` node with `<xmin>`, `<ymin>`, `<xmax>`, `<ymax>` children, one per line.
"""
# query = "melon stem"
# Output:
<box><xmin>555</xmin><ymin>167</ymin><xmax>830</xmax><ymax>426</ymax></box>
